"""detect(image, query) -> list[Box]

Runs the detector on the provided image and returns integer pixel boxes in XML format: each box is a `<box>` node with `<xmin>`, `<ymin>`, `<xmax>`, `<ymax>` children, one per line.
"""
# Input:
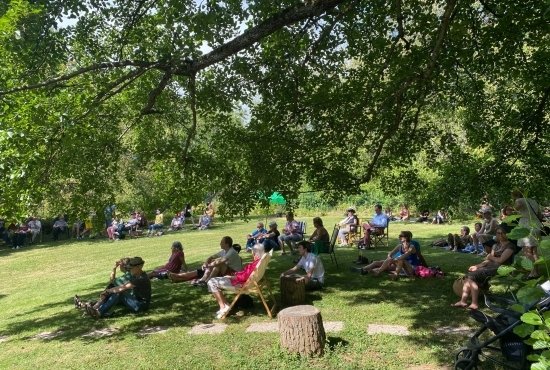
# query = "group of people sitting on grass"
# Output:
<box><xmin>450</xmin><ymin>191</ymin><xmax>547</xmax><ymax>309</ymax></box>
<box><xmin>75</xmin><ymin>231</ymin><xmax>325</xmax><ymax>319</ymax></box>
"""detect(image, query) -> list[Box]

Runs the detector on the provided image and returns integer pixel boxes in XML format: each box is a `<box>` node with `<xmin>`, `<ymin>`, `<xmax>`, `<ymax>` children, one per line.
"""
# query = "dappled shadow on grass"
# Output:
<box><xmin>327</xmin><ymin>336</ymin><xmax>350</xmax><ymax>351</ymax></box>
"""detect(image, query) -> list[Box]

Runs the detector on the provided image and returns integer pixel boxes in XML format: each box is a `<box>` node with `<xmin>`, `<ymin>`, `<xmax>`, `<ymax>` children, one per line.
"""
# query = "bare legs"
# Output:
<box><xmin>452</xmin><ymin>278</ymin><xmax>479</xmax><ymax>310</ymax></box>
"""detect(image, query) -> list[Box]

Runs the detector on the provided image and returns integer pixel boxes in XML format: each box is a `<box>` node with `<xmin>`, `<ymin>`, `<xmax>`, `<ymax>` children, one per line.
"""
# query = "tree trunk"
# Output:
<box><xmin>280</xmin><ymin>275</ymin><xmax>306</xmax><ymax>307</ymax></box>
<box><xmin>278</xmin><ymin>305</ymin><xmax>325</xmax><ymax>356</ymax></box>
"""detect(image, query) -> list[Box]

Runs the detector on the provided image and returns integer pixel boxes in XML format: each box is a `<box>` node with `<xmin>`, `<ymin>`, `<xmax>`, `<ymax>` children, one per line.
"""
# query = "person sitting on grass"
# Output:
<box><xmin>196</xmin><ymin>202</ymin><xmax>215</xmax><ymax>230</ymax></box>
<box><xmin>75</xmin><ymin>257</ymin><xmax>132</xmax><ymax>311</ymax></box>
<box><xmin>148</xmin><ymin>241</ymin><xmax>188</xmax><ymax>279</ymax></box>
<box><xmin>245</xmin><ymin>222</ymin><xmax>267</xmax><ymax>251</ymax></box>
<box><xmin>447</xmin><ymin>226</ymin><xmax>473</xmax><ymax>252</ymax></box>
<box><xmin>84</xmin><ymin>256</ymin><xmax>151</xmax><ymax>318</ymax></box>
<box><xmin>169</xmin><ymin>236</ymin><xmax>242</xmax><ymax>286</ymax></box>
<box><xmin>358</xmin><ymin>231</ymin><xmax>419</xmax><ymax>277</ymax></box>
<box><xmin>472</xmin><ymin>208</ymin><xmax>499</xmax><ymax>256</ymax></box>
<box><xmin>280</xmin><ymin>240</ymin><xmax>325</xmax><ymax>290</ymax></box>
<box><xmin>309</xmin><ymin>217</ymin><xmax>330</xmax><ymax>254</ymax></box>
<box><xmin>452</xmin><ymin>226</ymin><xmax>515</xmax><ymax>310</ymax></box>
<box><xmin>208</xmin><ymin>243</ymin><xmax>266</xmax><ymax>319</ymax></box>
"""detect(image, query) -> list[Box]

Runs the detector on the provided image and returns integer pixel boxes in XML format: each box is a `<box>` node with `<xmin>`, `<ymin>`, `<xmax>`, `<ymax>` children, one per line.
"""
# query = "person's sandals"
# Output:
<box><xmin>85</xmin><ymin>303</ymin><xmax>100</xmax><ymax>318</ymax></box>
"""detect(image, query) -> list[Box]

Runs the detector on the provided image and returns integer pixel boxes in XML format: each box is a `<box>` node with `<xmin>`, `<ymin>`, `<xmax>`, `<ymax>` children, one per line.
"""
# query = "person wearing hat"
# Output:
<box><xmin>472</xmin><ymin>208</ymin><xmax>499</xmax><ymax>256</ymax></box>
<box><xmin>337</xmin><ymin>208</ymin><xmax>359</xmax><ymax>246</ymax></box>
<box><xmin>85</xmin><ymin>256</ymin><xmax>151</xmax><ymax>318</ymax></box>
<box><xmin>260</xmin><ymin>221</ymin><xmax>281</xmax><ymax>252</ymax></box>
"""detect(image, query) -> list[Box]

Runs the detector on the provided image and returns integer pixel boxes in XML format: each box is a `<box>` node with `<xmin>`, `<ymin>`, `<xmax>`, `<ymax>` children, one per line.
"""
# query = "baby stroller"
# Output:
<box><xmin>453</xmin><ymin>290</ymin><xmax>550</xmax><ymax>369</ymax></box>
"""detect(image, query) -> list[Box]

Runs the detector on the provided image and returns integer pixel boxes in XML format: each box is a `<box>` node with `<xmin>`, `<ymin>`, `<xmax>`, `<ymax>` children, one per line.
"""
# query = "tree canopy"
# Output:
<box><xmin>0</xmin><ymin>0</ymin><xmax>548</xmax><ymax>219</ymax></box>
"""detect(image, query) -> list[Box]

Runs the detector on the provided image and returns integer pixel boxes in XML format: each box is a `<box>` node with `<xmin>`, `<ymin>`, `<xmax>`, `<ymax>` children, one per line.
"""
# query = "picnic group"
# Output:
<box><xmin>2</xmin><ymin>190</ymin><xmax>549</xmax><ymax>320</ymax></box>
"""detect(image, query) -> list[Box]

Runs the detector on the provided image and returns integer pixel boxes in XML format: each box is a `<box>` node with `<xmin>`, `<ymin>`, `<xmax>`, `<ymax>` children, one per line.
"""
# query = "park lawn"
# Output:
<box><xmin>0</xmin><ymin>217</ymin><xmax>488</xmax><ymax>369</ymax></box>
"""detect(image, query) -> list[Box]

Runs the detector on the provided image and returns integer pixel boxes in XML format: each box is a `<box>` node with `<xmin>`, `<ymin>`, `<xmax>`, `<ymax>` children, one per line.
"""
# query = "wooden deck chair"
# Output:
<box><xmin>345</xmin><ymin>219</ymin><xmax>361</xmax><ymax>246</ymax></box>
<box><xmin>221</xmin><ymin>249</ymin><xmax>276</xmax><ymax>319</ymax></box>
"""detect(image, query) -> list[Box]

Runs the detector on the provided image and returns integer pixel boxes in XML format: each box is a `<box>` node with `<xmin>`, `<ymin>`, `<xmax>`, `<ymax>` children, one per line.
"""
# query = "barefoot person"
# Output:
<box><xmin>452</xmin><ymin>226</ymin><xmax>515</xmax><ymax>310</ymax></box>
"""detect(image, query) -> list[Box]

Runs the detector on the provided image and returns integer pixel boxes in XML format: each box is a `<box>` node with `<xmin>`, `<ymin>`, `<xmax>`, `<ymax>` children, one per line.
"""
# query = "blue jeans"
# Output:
<box><xmin>279</xmin><ymin>234</ymin><xmax>302</xmax><ymax>248</ymax></box>
<box><xmin>263</xmin><ymin>239</ymin><xmax>280</xmax><ymax>252</ymax></box>
<box><xmin>98</xmin><ymin>292</ymin><xmax>148</xmax><ymax>317</ymax></box>
<box><xmin>148</xmin><ymin>224</ymin><xmax>163</xmax><ymax>231</ymax></box>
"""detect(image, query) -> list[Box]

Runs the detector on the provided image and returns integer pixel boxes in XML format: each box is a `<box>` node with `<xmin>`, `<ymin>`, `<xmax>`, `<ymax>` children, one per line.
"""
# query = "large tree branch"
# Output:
<box><xmin>0</xmin><ymin>60</ymin><xmax>159</xmax><ymax>95</ymax></box>
<box><xmin>175</xmin><ymin>0</ymin><xmax>350</xmax><ymax>75</ymax></box>
<box><xmin>360</xmin><ymin>0</ymin><xmax>458</xmax><ymax>183</ymax></box>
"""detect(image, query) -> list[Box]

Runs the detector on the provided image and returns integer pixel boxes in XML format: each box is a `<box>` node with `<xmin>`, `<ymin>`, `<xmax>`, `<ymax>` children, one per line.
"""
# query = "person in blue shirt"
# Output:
<box><xmin>359</xmin><ymin>204</ymin><xmax>388</xmax><ymax>249</ymax></box>
<box><xmin>245</xmin><ymin>222</ymin><xmax>267</xmax><ymax>251</ymax></box>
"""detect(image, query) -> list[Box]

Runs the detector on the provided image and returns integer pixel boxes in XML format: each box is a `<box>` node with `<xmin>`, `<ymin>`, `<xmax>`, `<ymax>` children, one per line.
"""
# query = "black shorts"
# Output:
<box><xmin>196</xmin><ymin>269</ymin><xmax>205</xmax><ymax>278</ymax></box>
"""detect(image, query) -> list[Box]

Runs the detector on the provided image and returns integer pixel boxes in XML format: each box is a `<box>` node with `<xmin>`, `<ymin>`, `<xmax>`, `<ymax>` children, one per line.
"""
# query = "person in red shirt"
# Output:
<box><xmin>148</xmin><ymin>241</ymin><xmax>187</xmax><ymax>279</ymax></box>
<box><xmin>207</xmin><ymin>244</ymin><xmax>265</xmax><ymax>319</ymax></box>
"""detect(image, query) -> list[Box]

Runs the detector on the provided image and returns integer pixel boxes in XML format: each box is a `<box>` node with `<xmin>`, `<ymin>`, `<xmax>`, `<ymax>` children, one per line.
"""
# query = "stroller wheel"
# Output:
<box><xmin>455</xmin><ymin>348</ymin><xmax>474</xmax><ymax>361</ymax></box>
<box><xmin>454</xmin><ymin>359</ymin><xmax>478</xmax><ymax>370</ymax></box>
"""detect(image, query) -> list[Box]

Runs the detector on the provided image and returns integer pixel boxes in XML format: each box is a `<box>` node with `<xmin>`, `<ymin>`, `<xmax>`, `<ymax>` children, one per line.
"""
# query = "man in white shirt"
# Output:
<box><xmin>169</xmin><ymin>236</ymin><xmax>243</xmax><ymax>286</ymax></box>
<box><xmin>28</xmin><ymin>216</ymin><xmax>42</xmax><ymax>243</ymax></box>
<box><xmin>281</xmin><ymin>241</ymin><xmax>324</xmax><ymax>290</ymax></box>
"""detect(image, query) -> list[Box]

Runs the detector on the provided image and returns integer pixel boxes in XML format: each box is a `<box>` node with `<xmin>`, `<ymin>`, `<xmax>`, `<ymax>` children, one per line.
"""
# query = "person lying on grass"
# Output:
<box><xmin>169</xmin><ymin>236</ymin><xmax>242</xmax><ymax>286</ymax></box>
<box><xmin>74</xmin><ymin>257</ymin><xmax>131</xmax><ymax>310</ymax></box>
<box><xmin>148</xmin><ymin>241</ymin><xmax>188</xmax><ymax>279</ymax></box>
<box><xmin>280</xmin><ymin>240</ymin><xmax>325</xmax><ymax>290</ymax></box>
<box><xmin>452</xmin><ymin>226</ymin><xmax>515</xmax><ymax>310</ymax></box>
<box><xmin>208</xmin><ymin>243</ymin><xmax>266</xmax><ymax>319</ymax></box>
<box><xmin>84</xmin><ymin>256</ymin><xmax>151</xmax><ymax>318</ymax></box>
<box><xmin>359</xmin><ymin>231</ymin><xmax>419</xmax><ymax>278</ymax></box>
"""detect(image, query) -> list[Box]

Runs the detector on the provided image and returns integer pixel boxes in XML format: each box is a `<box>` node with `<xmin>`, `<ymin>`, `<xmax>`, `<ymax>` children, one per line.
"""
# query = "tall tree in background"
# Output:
<box><xmin>0</xmin><ymin>0</ymin><xmax>548</xmax><ymax>219</ymax></box>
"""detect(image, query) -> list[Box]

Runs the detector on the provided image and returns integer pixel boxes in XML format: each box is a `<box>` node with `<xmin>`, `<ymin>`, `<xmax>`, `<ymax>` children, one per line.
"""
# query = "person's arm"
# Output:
<box><xmin>487</xmin><ymin>246</ymin><xmax>514</xmax><ymax>265</ymax></box>
<box><xmin>395</xmin><ymin>245</ymin><xmax>416</xmax><ymax>261</ymax></box>
<box><xmin>487</xmin><ymin>219</ymin><xmax>499</xmax><ymax>234</ymax></box>
<box><xmin>387</xmin><ymin>245</ymin><xmax>400</xmax><ymax>259</ymax></box>
<box><xmin>180</xmin><ymin>253</ymin><xmax>188</xmax><ymax>272</ymax></box>
<box><xmin>107</xmin><ymin>281</ymin><xmax>134</xmax><ymax>294</ymax></box>
<box><xmin>281</xmin><ymin>265</ymin><xmax>300</xmax><ymax>277</ymax></box>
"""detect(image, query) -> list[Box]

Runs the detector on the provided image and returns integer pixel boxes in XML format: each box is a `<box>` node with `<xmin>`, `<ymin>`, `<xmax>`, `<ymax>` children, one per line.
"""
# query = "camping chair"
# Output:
<box><xmin>290</xmin><ymin>221</ymin><xmax>307</xmax><ymax>251</ymax></box>
<box><xmin>371</xmin><ymin>219</ymin><xmax>390</xmax><ymax>248</ymax></box>
<box><xmin>220</xmin><ymin>249</ymin><xmax>276</xmax><ymax>319</ymax></box>
<box><xmin>345</xmin><ymin>220</ymin><xmax>361</xmax><ymax>246</ymax></box>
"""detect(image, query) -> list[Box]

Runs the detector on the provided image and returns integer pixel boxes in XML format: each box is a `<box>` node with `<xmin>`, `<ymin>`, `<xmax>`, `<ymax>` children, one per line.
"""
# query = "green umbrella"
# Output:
<box><xmin>268</xmin><ymin>192</ymin><xmax>286</xmax><ymax>205</ymax></box>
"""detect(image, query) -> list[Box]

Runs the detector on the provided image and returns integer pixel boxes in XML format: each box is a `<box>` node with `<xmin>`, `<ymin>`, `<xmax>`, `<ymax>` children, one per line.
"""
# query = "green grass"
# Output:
<box><xmin>0</xmin><ymin>217</ymin><xmax>488</xmax><ymax>369</ymax></box>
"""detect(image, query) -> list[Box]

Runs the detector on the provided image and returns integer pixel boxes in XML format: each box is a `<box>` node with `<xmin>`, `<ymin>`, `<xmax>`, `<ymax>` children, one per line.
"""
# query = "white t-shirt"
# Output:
<box><xmin>297</xmin><ymin>252</ymin><xmax>324</xmax><ymax>284</ymax></box>
<box><xmin>217</xmin><ymin>247</ymin><xmax>242</xmax><ymax>272</ymax></box>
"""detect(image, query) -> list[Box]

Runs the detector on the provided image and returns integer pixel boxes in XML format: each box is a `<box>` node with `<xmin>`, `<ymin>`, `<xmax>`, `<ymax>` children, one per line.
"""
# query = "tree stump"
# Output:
<box><xmin>280</xmin><ymin>274</ymin><xmax>306</xmax><ymax>307</ymax></box>
<box><xmin>278</xmin><ymin>305</ymin><xmax>326</xmax><ymax>356</ymax></box>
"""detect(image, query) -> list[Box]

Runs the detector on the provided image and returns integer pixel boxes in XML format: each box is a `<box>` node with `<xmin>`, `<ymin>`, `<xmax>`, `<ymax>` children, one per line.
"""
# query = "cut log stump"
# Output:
<box><xmin>278</xmin><ymin>305</ymin><xmax>325</xmax><ymax>356</ymax></box>
<box><xmin>280</xmin><ymin>274</ymin><xmax>306</xmax><ymax>307</ymax></box>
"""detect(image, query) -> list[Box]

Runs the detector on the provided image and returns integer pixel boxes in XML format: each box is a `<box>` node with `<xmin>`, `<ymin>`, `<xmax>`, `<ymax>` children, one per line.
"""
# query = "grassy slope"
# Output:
<box><xmin>0</xmin><ymin>217</ymin><xmax>485</xmax><ymax>369</ymax></box>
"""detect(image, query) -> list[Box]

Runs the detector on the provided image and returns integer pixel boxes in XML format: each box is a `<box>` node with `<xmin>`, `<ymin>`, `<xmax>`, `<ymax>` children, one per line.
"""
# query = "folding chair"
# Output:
<box><xmin>314</xmin><ymin>225</ymin><xmax>339</xmax><ymax>267</ymax></box>
<box><xmin>290</xmin><ymin>221</ymin><xmax>307</xmax><ymax>251</ymax></box>
<box><xmin>372</xmin><ymin>219</ymin><xmax>390</xmax><ymax>248</ymax></box>
<box><xmin>345</xmin><ymin>220</ymin><xmax>361</xmax><ymax>246</ymax></box>
<box><xmin>221</xmin><ymin>250</ymin><xmax>276</xmax><ymax>319</ymax></box>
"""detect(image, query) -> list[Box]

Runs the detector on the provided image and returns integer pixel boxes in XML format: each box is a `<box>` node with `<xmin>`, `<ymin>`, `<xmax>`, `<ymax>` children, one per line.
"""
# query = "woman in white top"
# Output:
<box><xmin>337</xmin><ymin>208</ymin><xmax>358</xmax><ymax>245</ymax></box>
